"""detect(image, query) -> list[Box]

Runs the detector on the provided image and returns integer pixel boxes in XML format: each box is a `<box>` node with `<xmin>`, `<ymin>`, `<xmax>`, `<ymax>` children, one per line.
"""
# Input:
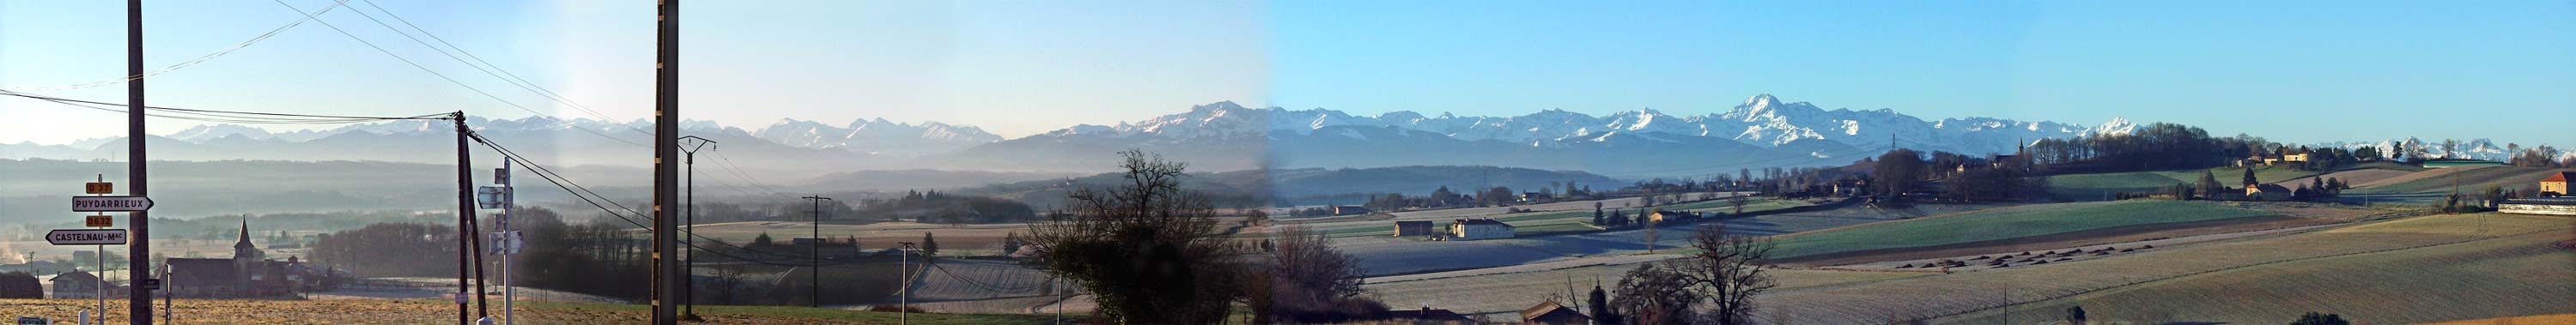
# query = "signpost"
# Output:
<box><xmin>46</xmin><ymin>230</ymin><xmax>129</xmax><ymax>245</ymax></box>
<box><xmin>71</xmin><ymin>196</ymin><xmax>152</xmax><ymax>212</ymax></box>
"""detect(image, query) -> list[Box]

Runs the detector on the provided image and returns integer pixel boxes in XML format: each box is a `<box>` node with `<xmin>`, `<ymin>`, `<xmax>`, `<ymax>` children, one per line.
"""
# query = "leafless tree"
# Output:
<box><xmin>1675</xmin><ymin>224</ymin><xmax>1777</xmax><ymax>325</ymax></box>
<box><xmin>1024</xmin><ymin>150</ymin><xmax>1244</xmax><ymax>324</ymax></box>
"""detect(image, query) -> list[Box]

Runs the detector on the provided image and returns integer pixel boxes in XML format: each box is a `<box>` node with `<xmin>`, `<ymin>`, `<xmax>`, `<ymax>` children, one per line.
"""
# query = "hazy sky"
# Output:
<box><xmin>3</xmin><ymin>0</ymin><xmax>2572</xmax><ymax>146</ymax></box>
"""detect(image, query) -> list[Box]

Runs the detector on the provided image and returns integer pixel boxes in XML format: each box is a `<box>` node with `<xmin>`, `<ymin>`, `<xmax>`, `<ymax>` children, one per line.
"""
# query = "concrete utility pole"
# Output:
<box><xmin>125</xmin><ymin>0</ymin><xmax>155</xmax><ymax>322</ymax></box>
<box><xmin>651</xmin><ymin>0</ymin><xmax>683</xmax><ymax>323</ymax></box>
<box><xmin>801</xmin><ymin>196</ymin><xmax>832</xmax><ymax>308</ymax></box>
<box><xmin>677</xmin><ymin>135</ymin><xmax>711</xmax><ymax>321</ymax></box>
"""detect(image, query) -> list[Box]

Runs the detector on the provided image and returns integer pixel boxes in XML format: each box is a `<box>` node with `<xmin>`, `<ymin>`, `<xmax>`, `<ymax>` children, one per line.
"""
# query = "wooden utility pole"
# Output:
<box><xmin>652</xmin><ymin>0</ymin><xmax>683</xmax><ymax>322</ymax></box>
<box><xmin>125</xmin><ymin>0</ymin><xmax>155</xmax><ymax>322</ymax></box>
<box><xmin>453</xmin><ymin>112</ymin><xmax>477</xmax><ymax>325</ymax></box>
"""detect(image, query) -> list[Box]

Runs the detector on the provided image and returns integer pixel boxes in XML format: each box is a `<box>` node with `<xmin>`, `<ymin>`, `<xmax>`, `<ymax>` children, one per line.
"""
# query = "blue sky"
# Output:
<box><xmin>3</xmin><ymin>0</ymin><xmax>2571</xmax><ymax>147</ymax></box>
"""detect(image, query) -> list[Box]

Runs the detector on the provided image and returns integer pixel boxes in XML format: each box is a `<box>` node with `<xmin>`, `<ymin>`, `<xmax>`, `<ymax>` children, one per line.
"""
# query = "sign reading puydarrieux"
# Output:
<box><xmin>71</xmin><ymin>196</ymin><xmax>152</xmax><ymax>212</ymax></box>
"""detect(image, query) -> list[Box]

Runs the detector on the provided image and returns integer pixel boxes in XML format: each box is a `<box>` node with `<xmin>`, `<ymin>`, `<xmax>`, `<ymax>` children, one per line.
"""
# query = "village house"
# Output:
<box><xmin>2245</xmin><ymin>184</ymin><xmax>2293</xmax><ymax>202</ymax></box>
<box><xmin>1391</xmin><ymin>220</ymin><xmax>1437</xmax><ymax>237</ymax></box>
<box><xmin>2541</xmin><ymin>172</ymin><xmax>2572</xmax><ymax>196</ymax></box>
<box><xmin>165</xmin><ymin>220</ymin><xmax>331</xmax><ymax>298</ymax></box>
<box><xmin>2500</xmin><ymin>174</ymin><xmax>2576</xmax><ymax>215</ymax></box>
<box><xmin>1449</xmin><ymin>219</ymin><xmax>1516</xmax><ymax>240</ymax></box>
<box><xmin>1519</xmin><ymin>300</ymin><xmax>1591</xmax><ymax>325</ymax></box>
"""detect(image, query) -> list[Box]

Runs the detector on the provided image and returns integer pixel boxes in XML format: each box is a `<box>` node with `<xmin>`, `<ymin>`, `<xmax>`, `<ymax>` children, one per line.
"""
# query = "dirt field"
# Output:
<box><xmin>1769</xmin><ymin>215</ymin><xmax>2338</xmax><ymax>267</ymax></box>
<box><xmin>1752</xmin><ymin>213</ymin><xmax>2573</xmax><ymax>324</ymax></box>
<box><xmin>2267</xmin><ymin>168</ymin><xmax>2413</xmax><ymax>189</ymax></box>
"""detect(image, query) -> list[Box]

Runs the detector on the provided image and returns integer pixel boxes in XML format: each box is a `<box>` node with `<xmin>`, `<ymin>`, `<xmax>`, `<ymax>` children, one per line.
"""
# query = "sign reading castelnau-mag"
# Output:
<box><xmin>46</xmin><ymin>229</ymin><xmax>127</xmax><ymax>245</ymax></box>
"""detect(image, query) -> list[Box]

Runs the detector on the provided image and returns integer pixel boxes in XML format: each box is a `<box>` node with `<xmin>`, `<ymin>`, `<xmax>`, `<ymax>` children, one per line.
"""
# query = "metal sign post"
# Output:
<box><xmin>477</xmin><ymin>158</ymin><xmax>517</xmax><ymax>325</ymax></box>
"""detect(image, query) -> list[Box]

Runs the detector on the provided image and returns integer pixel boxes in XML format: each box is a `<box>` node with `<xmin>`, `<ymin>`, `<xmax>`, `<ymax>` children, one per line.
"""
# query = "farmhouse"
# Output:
<box><xmin>1333</xmin><ymin>205</ymin><xmax>1374</xmax><ymax>216</ymax></box>
<box><xmin>1520</xmin><ymin>192</ymin><xmax>1553</xmax><ymax>202</ymax></box>
<box><xmin>1649</xmin><ymin>209</ymin><xmax>1697</xmax><ymax>223</ymax></box>
<box><xmin>1519</xmin><ymin>300</ymin><xmax>1591</xmax><ymax>325</ymax></box>
<box><xmin>2245</xmin><ymin>184</ymin><xmax>2293</xmax><ymax>202</ymax></box>
<box><xmin>1449</xmin><ymin>219</ymin><xmax>1516</xmax><ymax>240</ymax></box>
<box><xmin>1392</xmin><ymin>220</ymin><xmax>1437</xmax><ymax>237</ymax></box>
<box><xmin>2421</xmin><ymin>158</ymin><xmax>2501</xmax><ymax>168</ymax></box>
<box><xmin>2541</xmin><ymin>172</ymin><xmax>2572</xmax><ymax>196</ymax></box>
<box><xmin>49</xmin><ymin>271</ymin><xmax>117</xmax><ymax>298</ymax></box>
<box><xmin>2500</xmin><ymin>197</ymin><xmax>2576</xmax><ymax>216</ymax></box>
<box><xmin>2283</xmin><ymin>153</ymin><xmax>2310</xmax><ymax>162</ymax></box>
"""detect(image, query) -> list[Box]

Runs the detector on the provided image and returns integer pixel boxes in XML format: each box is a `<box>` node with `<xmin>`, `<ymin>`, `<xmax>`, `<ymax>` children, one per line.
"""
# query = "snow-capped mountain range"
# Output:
<box><xmin>2316</xmin><ymin>137</ymin><xmax>2576</xmax><ymax>162</ymax></box>
<box><xmin>38</xmin><ymin>93</ymin><xmax>2537</xmax><ymax>177</ymax></box>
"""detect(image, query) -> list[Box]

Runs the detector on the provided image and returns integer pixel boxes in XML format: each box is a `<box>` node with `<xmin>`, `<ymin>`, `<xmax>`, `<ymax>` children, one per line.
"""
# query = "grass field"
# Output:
<box><xmin>1765</xmin><ymin>200</ymin><xmax>2276</xmax><ymax>259</ymax></box>
<box><xmin>1937</xmin><ymin>216</ymin><xmax>2576</xmax><ymax>324</ymax></box>
<box><xmin>2043</xmin><ymin>166</ymin><xmax>2332</xmax><ymax>202</ymax></box>
<box><xmin>1751</xmin><ymin>213</ymin><xmax>2573</xmax><ymax>324</ymax></box>
<box><xmin>0</xmin><ymin>298</ymin><xmax>1054</xmax><ymax>325</ymax></box>
<box><xmin>2342</xmin><ymin>166</ymin><xmax>2569</xmax><ymax>204</ymax></box>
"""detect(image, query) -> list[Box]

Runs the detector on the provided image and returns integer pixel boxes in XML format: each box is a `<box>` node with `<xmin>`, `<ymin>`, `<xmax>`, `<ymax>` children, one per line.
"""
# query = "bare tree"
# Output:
<box><xmin>1676</xmin><ymin>224</ymin><xmax>1777</xmax><ymax>325</ymax></box>
<box><xmin>1611</xmin><ymin>263</ymin><xmax>1698</xmax><ymax>324</ymax></box>
<box><xmin>1251</xmin><ymin>226</ymin><xmax>1385</xmax><ymax>323</ymax></box>
<box><xmin>1024</xmin><ymin>150</ymin><xmax>1245</xmax><ymax>324</ymax></box>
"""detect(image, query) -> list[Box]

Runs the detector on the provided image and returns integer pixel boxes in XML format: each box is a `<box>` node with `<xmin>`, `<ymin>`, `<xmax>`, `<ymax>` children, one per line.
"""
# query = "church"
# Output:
<box><xmin>164</xmin><ymin>219</ymin><xmax>334</xmax><ymax>298</ymax></box>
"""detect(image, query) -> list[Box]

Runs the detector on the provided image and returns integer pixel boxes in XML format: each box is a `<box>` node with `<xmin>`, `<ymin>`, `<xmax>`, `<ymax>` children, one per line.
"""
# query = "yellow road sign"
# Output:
<box><xmin>85</xmin><ymin>183</ymin><xmax>112</xmax><ymax>195</ymax></box>
<box><xmin>85</xmin><ymin>215</ymin><xmax>112</xmax><ymax>227</ymax></box>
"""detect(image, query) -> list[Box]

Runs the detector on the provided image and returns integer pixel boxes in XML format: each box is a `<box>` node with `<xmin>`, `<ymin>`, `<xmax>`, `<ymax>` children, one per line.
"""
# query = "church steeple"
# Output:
<box><xmin>234</xmin><ymin>217</ymin><xmax>254</xmax><ymax>251</ymax></box>
<box><xmin>234</xmin><ymin>216</ymin><xmax>263</xmax><ymax>262</ymax></box>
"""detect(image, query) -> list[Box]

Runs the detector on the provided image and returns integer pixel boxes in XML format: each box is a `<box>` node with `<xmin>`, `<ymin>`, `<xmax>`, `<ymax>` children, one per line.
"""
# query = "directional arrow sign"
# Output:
<box><xmin>46</xmin><ymin>229</ymin><xmax>127</xmax><ymax>245</ymax></box>
<box><xmin>71</xmin><ymin>196</ymin><xmax>152</xmax><ymax>212</ymax></box>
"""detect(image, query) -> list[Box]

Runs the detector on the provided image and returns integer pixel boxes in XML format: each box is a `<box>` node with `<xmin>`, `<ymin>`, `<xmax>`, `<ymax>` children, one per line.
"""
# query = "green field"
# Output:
<box><xmin>1768</xmin><ymin>200</ymin><xmax>2277</xmax><ymax>259</ymax></box>
<box><xmin>2342</xmin><ymin>166</ymin><xmax>2568</xmax><ymax>204</ymax></box>
<box><xmin>1937</xmin><ymin>215</ymin><xmax>2576</xmax><ymax>324</ymax></box>
<box><xmin>2044</xmin><ymin>166</ymin><xmax>2349</xmax><ymax>202</ymax></box>
<box><xmin>1305</xmin><ymin>198</ymin><xmax>1812</xmax><ymax>238</ymax></box>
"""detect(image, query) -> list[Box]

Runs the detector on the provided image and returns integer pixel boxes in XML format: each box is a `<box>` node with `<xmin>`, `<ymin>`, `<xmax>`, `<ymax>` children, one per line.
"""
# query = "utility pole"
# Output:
<box><xmin>677</xmin><ymin>135</ymin><xmax>711</xmax><ymax>321</ymax></box>
<box><xmin>651</xmin><ymin>0</ymin><xmax>683</xmax><ymax>322</ymax></box>
<box><xmin>125</xmin><ymin>0</ymin><xmax>155</xmax><ymax>322</ymax></box>
<box><xmin>801</xmin><ymin>196</ymin><xmax>832</xmax><ymax>308</ymax></box>
<box><xmin>896</xmin><ymin>242</ymin><xmax>919</xmax><ymax>325</ymax></box>
<box><xmin>498</xmin><ymin>158</ymin><xmax>516</xmax><ymax>325</ymax></box>
<box><xmin>453</xmin><ymin>112</ymin><xmax>479</xmax><ymax>325</ymax></box>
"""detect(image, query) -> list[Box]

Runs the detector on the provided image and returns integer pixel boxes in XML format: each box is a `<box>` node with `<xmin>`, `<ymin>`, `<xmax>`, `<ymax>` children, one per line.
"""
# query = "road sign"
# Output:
<box><xmin>84</xmin><ymin>215</ymin><xmax>112</xmax><ymax>227</ymax></box>
<box><xmin>489</xmin><ymin>232</ymin><xmax>524</xmax><ymax>255</ymax></box>
<box><xmin>45</xmin><ymin>229</ymin><xmax>127</xmax><ymax>245</ymax></box>
<box><xmin>494</xmin><ymin>167</ymin><xmax>510</xmax><ymax>186</ymax></box>
<box><xmin>84</xmin><ymin>182</ymin><xmax>112</xmax><ymax>195</ymax></box>
<box><xmin>477</xmin><ymin>186</ymin><xmax>511</xmax><ymax>209</ymax></box>
<box><xmin>15</xmin><ymin>316</ymin><xmax>45</xmax><ymax>325</ymax></box>
<box><xmin>70</xmin><ymin>196</ymin><xmax>151</xmax><ymax>212</ymax></box>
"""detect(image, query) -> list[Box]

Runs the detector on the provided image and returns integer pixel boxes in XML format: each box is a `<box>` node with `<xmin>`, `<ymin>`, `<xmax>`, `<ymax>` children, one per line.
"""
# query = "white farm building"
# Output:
<box><xmin>1449</xmin><ymin>219</ymin><xmax>1516</xmax><ymax>240</ymax></box>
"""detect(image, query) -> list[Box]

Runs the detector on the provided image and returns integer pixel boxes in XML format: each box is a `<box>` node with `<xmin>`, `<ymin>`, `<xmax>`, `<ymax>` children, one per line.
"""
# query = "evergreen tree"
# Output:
<box><xmin>751</xmin><ymin>232</ymin><xmax>775</xmax><ymax>246</ymax></box>
<box><xmin>2241</xmin><ymin>167</ymin><xmax>2259</xmax><ymax>186</ymax></box>
<box><xmin>2195</xmin><ymin>170</ymin><xmax>2225</xmax><ymax>199</ymax></box>
<box><xmin>920</xmin><ymin>232</ymin><xmax>939</xmax><ymax>256</ymax></box>
<box><xmin>1589</xmin><ymin>283</ymin><xmax>1620</xmax><ymax>325</ymax></box>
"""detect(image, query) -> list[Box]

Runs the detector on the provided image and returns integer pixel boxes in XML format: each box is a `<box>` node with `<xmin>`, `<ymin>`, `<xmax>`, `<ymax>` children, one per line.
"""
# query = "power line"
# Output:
<box><xmin>343</xmin><ymin>0</ymin><xmax>649</xmax><ymax>135</ymax></box>
<box><xmin>705</xmin><ymin>147</ymin><xmax>804</xmax><ymax>199</ymax></box>
<box><xmin>0</xmin><ymin>90</ymin><xmax>447</xmax><ymax>125</ymax></box>
<box><xmin>269</xmin><ymin>0</ymin><xmax>651</xmax><ymax>148</ymax></box>
<box><xmin>469</xmin><ymin>132</ymin><xmax>871</xmax><ymax>263</ymax></box>
<box><xmin>0</xmin><ymin>0</ymin><xmax>355</xmax><ymax>92</ymax></box>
